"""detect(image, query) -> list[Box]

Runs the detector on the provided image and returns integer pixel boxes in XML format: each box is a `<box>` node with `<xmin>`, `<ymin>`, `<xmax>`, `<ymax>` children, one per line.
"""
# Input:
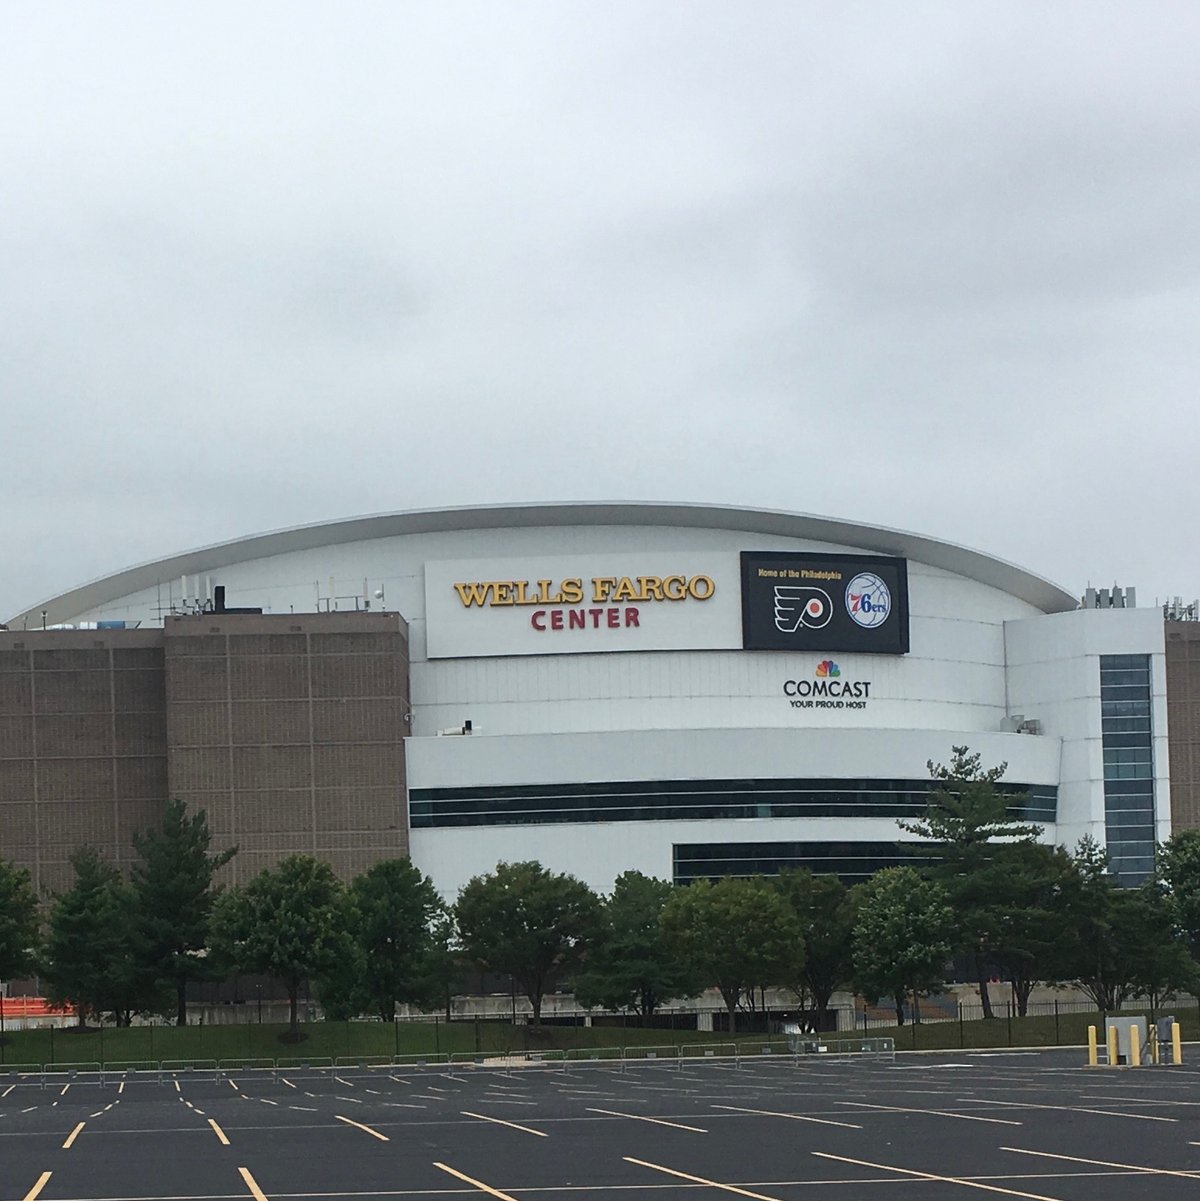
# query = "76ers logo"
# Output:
<box><xmin>846</xmin><ymin>573</ymin><xmax>891</xmax><ymax>628</ymax></box>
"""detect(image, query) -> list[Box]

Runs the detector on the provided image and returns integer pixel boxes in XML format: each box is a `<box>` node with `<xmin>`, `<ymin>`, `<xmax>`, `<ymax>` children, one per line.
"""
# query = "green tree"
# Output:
<box><xmin>423</xmin><ymin>910</ymin><xmax>463</xmax><ymax>1021</ymax></box>
<box><xmin>774</xmin><ymin>869</ymin><xmax>856</xmax><ymax>1029</ymax></box>
<box><xmin>898</xmin><ymin>745</ymin><xmax>1043</xmax><ymax>1018</ymax></box>
<box><xmin>1156</xmin><ymin>829</ymin><xmax>1200</xmax><ymax>960</ymax></box>
<box><xmin>659</xmin><ymin>876</ymin><xmax>803</xmax><ymax>1035</ymax></box>
<box><xmin>988</xmin><ymin>842</ymin><xmax>1077</xmax><ymax>1016</ymax></box>
<box><xmin>43</xmin><ymin>847</ymin><xmax>158</xmax><ymax>1026</ymax></box>
<box><xmin>0</xmin><ymin>859</ymin><xmax>40</xmax><ymax>992</ymax></box>
<box><xmin>1058</xmin><ymin>836</ymin><xmax>1135</xmax><ymax>1010</ymax></box>
<box><xmin>852</xmin><ymin>867</ymin><xmax>954</xmax><ymax>1026</ymax></box>
<box><xmin>1121</xmin><ymin>882</ymin><xmax>1199</xmax><ymax>1015</ymax></box>
<box><xmin>131</xmin><ymin>798</ymin><xmax>236</xmax><ymax>1027</ymax></box>
<box><xmin>573</xmin><ymin>871</ymin><xmax>701</xmax><ymax>1019</ymax></box>
<box><xmin>210</xmin><ymin>854</ymin><xmax>352</xmax><ymax>1037</ymax></box>
<box><xmin>1059</xmin><ymin>838</ymin><xmax>1197</xmax><ymax>1012</ymax></box>
<box><xmin>454</xmin><ymin>861</ymin><xmax>602</xmax><ymax>1028</ymax></box>
<box><xmin>346</xmin><ymin>858</ymin><xmax>445</xmax><ymax>1021</ymax></box>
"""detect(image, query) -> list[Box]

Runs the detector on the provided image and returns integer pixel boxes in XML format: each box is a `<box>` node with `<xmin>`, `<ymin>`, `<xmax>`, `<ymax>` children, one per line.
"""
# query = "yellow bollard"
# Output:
<box><xmin>1107</xmin><ymin>1024</ymin><xmax>1119</xmax><ymax>1066</ymax></box>
<box><xmin>1129</xmin><ymin>1024</ymin><xmax>1141</xmax><ymax>1067</ymax></box>
<box><xmin>1172</xmin><ymin>1021</ymin><xmax>1183</xmax><ymax>1065</ymax></box>
<box><xmin>1087</xmin><ymin>1025</ymin><xmax>1098</xmax><ymax>1067</ymax></box>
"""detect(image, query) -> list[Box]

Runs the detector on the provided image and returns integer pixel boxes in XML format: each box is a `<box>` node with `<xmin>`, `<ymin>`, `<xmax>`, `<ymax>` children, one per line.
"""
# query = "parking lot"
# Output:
<box><xmin>3</xmin><ymin>1048</ymin><xmax>1200</xmax><ymax>1200</ymax></box>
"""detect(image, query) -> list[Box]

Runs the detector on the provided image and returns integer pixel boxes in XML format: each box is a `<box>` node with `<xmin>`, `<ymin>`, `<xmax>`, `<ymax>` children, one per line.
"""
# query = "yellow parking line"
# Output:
<box><xmin>209</xmin><ymin>1118</ymin><xmax>231</xmax><ymax>1146</ymax></box>
<box><xmin>22</xmin><ymin>1174</ymin><xmax>52</xmax><ymax>1201</ymax></box>
<box><xmin>335</xmin><ymin>1114</ymin><xmax>390</xmax><ymax>1141</ymax></box>
<box><xmin>1002</xmin><ymin>1146</ymin><xmax>1200</xmax><ymax>1180</ymax></box>
<box><xmin>588</xmin><ymin>1107</ymin><xmax>706</xmax><ymax>1133</ymax></box>
<box><xmin>813</xmin><ymin>1151</ymin><xmax>1061</xmax><ymax>1200</ymax></box>
<box><xmin>238</xmin><ymin>1166</ymin><xmax>270</xmax><ymax>1201</ymax></box>
<box><xmin>62</xmin><ymin>1121</ymin><xmax>85</xmax><ymax>1149</ymax></box>
<box><xmin>713</xmin><ymin>1103</ymin><xmax>862</xmax><ymax>1129</ymax></box>
<box><xmin>624</xmin><ymin>1156</ymin><xmax>783</xmax><ymax>1200</ymax></box>
<box><xmin>461</xmin><ymin>1110</ymin><xmax>547</xmax><ymax>1137</ymax></box>
<box><xmin>433</xmin><ymin>1162</ymin><xmax>520</xmax><ymax>1201</ymax></box>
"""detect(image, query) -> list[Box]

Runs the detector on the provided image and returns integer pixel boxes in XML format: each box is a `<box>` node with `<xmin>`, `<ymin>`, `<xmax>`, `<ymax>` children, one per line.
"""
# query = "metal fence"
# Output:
<box><xmin>853</xmin><ymin>996</ymin><xmax>1200</xmax><ymax>1049</ymax></box>
<box><xmin>0</xmin><ymin>1038</ymin><xmax>897</xmax><ymax>1082</ymax></box>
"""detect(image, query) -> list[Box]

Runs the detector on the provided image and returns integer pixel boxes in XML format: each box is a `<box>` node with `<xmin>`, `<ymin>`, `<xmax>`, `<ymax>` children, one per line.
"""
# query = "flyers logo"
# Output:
<box><xmin>773</xmin><ymin>586</ymin><xmax>833</xmax><ymax>633</ymax></box>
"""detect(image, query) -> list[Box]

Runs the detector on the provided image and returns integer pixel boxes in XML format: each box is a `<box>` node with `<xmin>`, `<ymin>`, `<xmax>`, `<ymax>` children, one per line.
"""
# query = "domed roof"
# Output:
<box><xmin>6</xmin><ymin>501</ymin><xmax>1077</xmax><ymax>626</ymax></box>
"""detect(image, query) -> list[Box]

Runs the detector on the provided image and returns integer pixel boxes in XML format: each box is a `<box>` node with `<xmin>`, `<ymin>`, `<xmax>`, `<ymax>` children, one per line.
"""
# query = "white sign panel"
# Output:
<box><xmin>424</xmin><ymin>554</ymin><xmax>742</xmax><ymax>658</ymax></box>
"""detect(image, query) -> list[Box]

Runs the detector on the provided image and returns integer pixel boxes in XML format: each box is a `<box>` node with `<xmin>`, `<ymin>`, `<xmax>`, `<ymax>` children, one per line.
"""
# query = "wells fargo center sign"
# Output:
<box><xmin>423</xmin><ymin>555</ymin><xmax>741</xmax><ymax>658</ymax></box>
<box><xmin>423</xmin><ymin>551</ymin><xmax>909</xmax><ymax>659</ymax></box>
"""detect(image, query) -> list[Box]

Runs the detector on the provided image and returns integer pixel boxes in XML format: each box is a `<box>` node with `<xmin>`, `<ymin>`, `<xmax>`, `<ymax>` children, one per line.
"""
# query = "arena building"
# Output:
<box><xmin>0</xmin><ymin>502</ymin><xmax>1187</xmax><ymax>897</ymax></box>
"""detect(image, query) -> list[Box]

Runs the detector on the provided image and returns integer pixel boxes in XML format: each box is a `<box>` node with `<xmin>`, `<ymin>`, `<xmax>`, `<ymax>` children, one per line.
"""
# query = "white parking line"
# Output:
<box><xmin>713</xmin><ymin>1103</ymin><xmax>862</xmax><ymax>1129</ymax></box>
<box><xmin>587</xmin><ymin>1106</ymin><xmax>706</xmax><ymax>1133</ymax></box>
<box><xmin>843</xmin><ymin>1101</ymin><xmax>1021</xmax><ymax>1126</ymax></box>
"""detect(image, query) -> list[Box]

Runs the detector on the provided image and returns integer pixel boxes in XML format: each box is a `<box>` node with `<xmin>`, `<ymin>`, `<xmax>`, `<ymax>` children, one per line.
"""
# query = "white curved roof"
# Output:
<box><xmin>6</xmin><ymin>501</ymin><xmax>1078</xmax><ymax>626</ymax></box>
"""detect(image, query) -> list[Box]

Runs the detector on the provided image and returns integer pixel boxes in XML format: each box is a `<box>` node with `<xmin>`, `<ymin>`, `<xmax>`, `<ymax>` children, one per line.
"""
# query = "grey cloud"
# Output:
<box><xmin>2</xmin><ymin>2</ymin><xmax>1199</xmax><ymax>617</ymax></box>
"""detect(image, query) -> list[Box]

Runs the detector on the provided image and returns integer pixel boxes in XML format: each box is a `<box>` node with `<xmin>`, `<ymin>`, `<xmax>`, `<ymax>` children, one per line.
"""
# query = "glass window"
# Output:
<box><xmin>410</xmin><ymin>777</ymin><xmax>1058</xmax><ymax>830</ymax></box>
<box><xmin>1099</xmin><ymin>654</ymin><xmax>1155</xmax><ymax>886</ymax></box>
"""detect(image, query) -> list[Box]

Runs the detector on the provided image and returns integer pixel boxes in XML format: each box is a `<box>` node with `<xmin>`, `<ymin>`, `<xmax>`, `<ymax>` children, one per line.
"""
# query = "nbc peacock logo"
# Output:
<box><xmin>815</xmin><ymin>660</ymin><xmax>840</xmax><ymax>678</ymax></box>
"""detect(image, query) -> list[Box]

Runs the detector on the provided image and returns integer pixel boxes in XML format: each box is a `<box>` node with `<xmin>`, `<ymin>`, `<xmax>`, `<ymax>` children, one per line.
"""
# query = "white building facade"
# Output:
<box><xmin>7</xmin><ymin>503</ymin><xmax>1167</xmax><ymax>896</ymax></box>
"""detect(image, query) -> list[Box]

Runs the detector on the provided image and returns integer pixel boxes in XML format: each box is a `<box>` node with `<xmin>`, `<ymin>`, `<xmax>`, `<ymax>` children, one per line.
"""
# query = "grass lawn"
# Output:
<box><xmin>869</xmin><ymin>1005</ymin><xmax>1199</xmax><ymax>1051</ymax></box>
<box><xmin>2</xmin><ymin>1007</ymin><xmax>1194</xmax><ymax>1068</ymax></box>
<box><xmin>0</xmin><ymin>1019</ymin><xmax>767</xmax><ymax>1068</ymax></box>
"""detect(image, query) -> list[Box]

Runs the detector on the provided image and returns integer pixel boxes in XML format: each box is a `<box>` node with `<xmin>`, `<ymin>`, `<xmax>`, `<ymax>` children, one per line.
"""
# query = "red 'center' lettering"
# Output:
<box><xmin>530</xmin><ymin>607</ymin><xmax>641</xmax><ymax>631</ymax></box>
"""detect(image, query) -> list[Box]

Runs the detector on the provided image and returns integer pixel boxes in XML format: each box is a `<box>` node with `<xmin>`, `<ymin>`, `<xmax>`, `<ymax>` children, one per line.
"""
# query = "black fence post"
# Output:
<box><xmin>1007</xmin><ymin>1009</ymin><xmax>1012</xmax><ymax>1046</ymax></box>
<box><xmin>959</xmin><ymin>1003</ymin><xmax>964</xmax><ymax>1049</ymax></box>
<box><xmin>1054</xmin><ymin>1000</ymin><xmax>1060</xmax><ymax>1046</ymax></box>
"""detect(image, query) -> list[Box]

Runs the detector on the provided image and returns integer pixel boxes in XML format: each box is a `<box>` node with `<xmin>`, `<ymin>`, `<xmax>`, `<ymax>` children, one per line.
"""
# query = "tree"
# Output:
<box><xmin>774</xmin><ymin>869</ymin><xmax>856</xmax><ymax>1029</ymax></box>
<box><xmin>210</xmin><ymin>854</ymin><xmax>353</xmax><ymax>1037</ymax></box>
<box><xmin>455</xmin><ymin>861</ymin><xmax>602</xmax><ymax>1028</ymax></box>
<box><xmin>423</xmin><ymin>910</ymin><xmax>463</xmax><ymax>1021</ymax></box>
<box><xmin>985</xmin><ymin>842</ymin><xmax>1077</xmax><ymax>1016</ymax></box>
<box><xmin>573</xmin><ymin>871</ymin><xmax>701</xmax><ymax>1019</ymax></box>
<box><xmin>1121</xmin><ymin>883</ymin><xmax>1199</xmax><ymax>1015</ymax></box>
<box><xmin>131</xmin><ymin>798</ymin><xmax>236</xmax><ymax>1026</ymax></box>
<box><xmin>42</xmin><ymin>847</ymin><xmax>158</xmax><ymax>1026</ymax></box>
<box><xmin>899</xmin><ymin>745</ymin><xmax>1043</xmax><ymax>1018</ymax></box>
<box><xmin>659</xmin><ymin>876</ymin><xmax>803</xmax><ymax>1035</ymax></box>
<box><xmin>852</xmin><ymin>867</ymin><xmax>954</xmax><ymax>1026</ymax></box>
<box><xmin>1059</xmin><ymin>838</ymin><xmax>1197</xmax><ymax>1012</ymax></box>
<box><xmin>0</xmin><ymin>859</ymin><xmax>40</xmax><ymax>989</ymax></box>
<box><xmin>1156</xmin><ymin>829</ymin><xmax>1200</xmax><ymax>960</ymax></box>
<box><xmin>1058</xmin><ymin>836</ymin><xmax>1138</xmax><ymax>1010</ymax></box>
<box><xmin>346</xmin><ymin>858</ymin><xmax>445</xmax><ymax>1021</ymax></box>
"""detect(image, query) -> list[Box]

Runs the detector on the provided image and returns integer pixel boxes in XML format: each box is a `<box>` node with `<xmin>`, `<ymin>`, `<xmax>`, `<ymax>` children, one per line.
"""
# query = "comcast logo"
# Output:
<box><xmin>815</xmin><ymin>660</ymin><xmax>840</xmax><ymax>678</ymax></box>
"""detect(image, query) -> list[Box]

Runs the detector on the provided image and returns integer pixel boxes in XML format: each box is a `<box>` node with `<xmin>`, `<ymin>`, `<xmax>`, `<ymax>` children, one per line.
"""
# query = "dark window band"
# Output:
<box><xmin>410</xmin><ymin>777</ymin><xmax>1057</xmax><ymax>829</ymax></box>
<box><xmin>673</xmin><ymin>840</ymin><xmax>932</xmax><ymax>884</ymax></box>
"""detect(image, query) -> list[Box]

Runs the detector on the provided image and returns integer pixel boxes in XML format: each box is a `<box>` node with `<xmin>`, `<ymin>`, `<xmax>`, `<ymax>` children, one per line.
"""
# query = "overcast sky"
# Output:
<box><xmin>3</xmin><ymin>2</ymin><xmax>1197</xmax><ymax>619</ymax></box>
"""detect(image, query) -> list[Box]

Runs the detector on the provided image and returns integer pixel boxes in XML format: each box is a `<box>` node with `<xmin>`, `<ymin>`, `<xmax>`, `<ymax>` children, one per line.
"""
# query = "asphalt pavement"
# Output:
<box><xmin>3</xmin><ymin>1047</ymin><xmax>1200</xmax><ymax>1200</ymax></box>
